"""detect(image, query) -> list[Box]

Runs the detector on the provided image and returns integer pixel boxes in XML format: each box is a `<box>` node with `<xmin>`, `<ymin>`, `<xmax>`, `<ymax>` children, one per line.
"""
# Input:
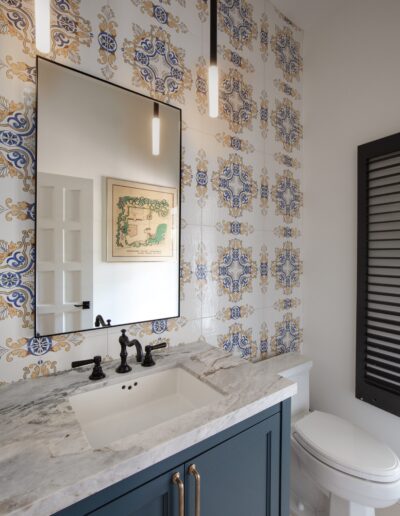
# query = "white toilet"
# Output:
<box><xmin>280</xmin><ymin>358</ymin><xmax>400</xmax><ymax>516</ymax></box>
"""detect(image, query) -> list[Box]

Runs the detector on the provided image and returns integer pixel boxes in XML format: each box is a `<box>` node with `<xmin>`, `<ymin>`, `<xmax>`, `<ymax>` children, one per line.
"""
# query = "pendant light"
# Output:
<box><xmin>208</xmin><ymin>0</ymin><xmax>218</xmax><ymax>118</ymax></box>
<box><xmin>152</xmin><ymin>102</ymin><xmax>160</xmax><ymax>156</ymax></box>
<box><xmin>35</xmin><ymin>0</ymin><xmax>51</xmax><ymax>54</ymax></box>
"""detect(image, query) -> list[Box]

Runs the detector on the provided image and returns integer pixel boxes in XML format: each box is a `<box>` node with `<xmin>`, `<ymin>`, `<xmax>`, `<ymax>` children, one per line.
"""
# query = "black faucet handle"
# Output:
<box><xmin>142</xmin><ymin>342</ymin><xmax>167</xmax><ymax>367</ymax></box>
<box><xmin>146</xmin><ymin>342</ymin><xmax>167</xmax><ymax>352</ymax></box>
<box><xmin>71</xmin><ymin>358</ymin><xmax>96</xmax><ymax>368</ymax></box>
<box><xmin>71</xmin><ymin>355</ymin><xmax>105</xmax><ymax>381</ymax></box>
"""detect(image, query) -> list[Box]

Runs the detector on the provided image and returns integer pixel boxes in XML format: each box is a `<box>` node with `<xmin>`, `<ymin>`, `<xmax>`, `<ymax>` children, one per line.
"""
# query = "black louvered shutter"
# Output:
<box><xmin>357</xmin><ymin>132</ymin><xmax>400</xmax><ymax>417</ymax></box>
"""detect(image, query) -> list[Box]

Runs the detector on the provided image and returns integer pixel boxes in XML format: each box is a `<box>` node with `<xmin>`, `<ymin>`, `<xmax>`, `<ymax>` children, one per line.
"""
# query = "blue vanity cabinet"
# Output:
<box><xmin>55</xmin><ymin>400</ymin><xmax>290</xmax><ymax>516</ymax></box>
<box><xmin>184</xmin><ymin>412</ymin><xmax>281</xmax><ymax>516</ymax></box>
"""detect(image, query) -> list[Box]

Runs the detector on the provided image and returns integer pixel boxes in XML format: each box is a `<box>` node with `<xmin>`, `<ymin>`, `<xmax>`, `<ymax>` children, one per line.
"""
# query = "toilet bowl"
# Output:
<box><xmin>277</xmin><ymin>357</ymin><xmax>400</xmax><ymax>516</ymax></box>
<box><xmin>292</xmin><ymin>411</ymin><xmax>400</xmax><ymax>516</ymax></box>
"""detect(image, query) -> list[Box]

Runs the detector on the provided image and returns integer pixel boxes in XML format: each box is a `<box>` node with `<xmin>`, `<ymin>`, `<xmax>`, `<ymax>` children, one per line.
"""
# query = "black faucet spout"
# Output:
<box><xmin>129</xmin><ymin>339</ymin><xmax>143</xmax><ymax>363</ymax></box>
<box><xmin>94</xmin><ymin>314</ymin><xmax>111</xmax><ymax>327</ymax></box>
<box><xmin>116</xmin><ymin>329</ymin><xmax>143</xmax><ymax>373</ymax></box>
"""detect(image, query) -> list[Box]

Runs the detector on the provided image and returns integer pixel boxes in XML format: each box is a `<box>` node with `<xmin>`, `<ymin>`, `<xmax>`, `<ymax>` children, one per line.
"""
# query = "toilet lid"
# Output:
<box><xmin>293</xmin><ymin>411</ymin><xmax>400</xmax><ymax>483</ymax></box>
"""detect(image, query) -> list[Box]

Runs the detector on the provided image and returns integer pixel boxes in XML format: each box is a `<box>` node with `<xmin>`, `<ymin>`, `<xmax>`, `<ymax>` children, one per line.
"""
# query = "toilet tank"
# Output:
<box><xmin>279</xmin><ymin>358</ymin><xmax>313</xmax><ymax>417</ymax></box>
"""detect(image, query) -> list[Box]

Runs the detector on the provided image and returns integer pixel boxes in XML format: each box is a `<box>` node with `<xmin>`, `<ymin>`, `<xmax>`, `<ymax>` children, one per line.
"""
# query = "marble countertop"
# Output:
<box><xmin>0</xmin><ymin>342</ymin><xmax>308</xmax><ymax>515</ymax></box>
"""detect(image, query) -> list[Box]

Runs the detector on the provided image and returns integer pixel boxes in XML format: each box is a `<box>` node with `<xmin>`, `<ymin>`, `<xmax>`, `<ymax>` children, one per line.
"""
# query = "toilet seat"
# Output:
<box><xmin>293</xmin><ymin>411</ymin><xmax>400</xmax><ymax>483</ymax></box>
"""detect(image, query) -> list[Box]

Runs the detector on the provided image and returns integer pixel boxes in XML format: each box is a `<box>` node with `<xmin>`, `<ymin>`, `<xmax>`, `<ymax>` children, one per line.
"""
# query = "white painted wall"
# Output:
<box><xmin>303</xmin><ymin>0</ymin><xmax>400</xmax><ymax>462</ymax></box>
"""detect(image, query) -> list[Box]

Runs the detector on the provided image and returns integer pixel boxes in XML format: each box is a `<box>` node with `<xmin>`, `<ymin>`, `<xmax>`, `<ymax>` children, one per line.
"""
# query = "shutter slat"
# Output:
<box><xmin>367</xmin><ymin>332</ymin><xmax>400</xmax><ymax>347</ymax></box>
<box><xmin>367</xmin><ymin>349</ymin><xmax>400</xmax><ymax>366</ymax></box>
<box><xmin>369</xmin><ymin>181</ymin><xmax>400</xmax><ymax>192</ymax></box>
<box><xmin>368</xmin><ymin>316</ymin><xmax>400</xmax><ymax>327</ymax></box>
<box><xmin>367</xmin><ymin>358</ymin><xmax>400</xmax><ymax>374</ymax></box>
<box><xmin>367</xmin><ymin>307</ymin><xmax>400</xmax><ymax>317</ymax></box>
<box><xmin>366</xmin><ymin>365</ymin><xmax>400</xmax><ymax>385</ymax></box>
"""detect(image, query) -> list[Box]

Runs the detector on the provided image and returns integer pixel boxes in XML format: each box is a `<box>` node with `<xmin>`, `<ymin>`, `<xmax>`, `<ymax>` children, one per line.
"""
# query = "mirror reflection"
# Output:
<box><xmin>36</xmin><ymin>58</ymin><xmax>181</xmax><ymax>336</ymax></box>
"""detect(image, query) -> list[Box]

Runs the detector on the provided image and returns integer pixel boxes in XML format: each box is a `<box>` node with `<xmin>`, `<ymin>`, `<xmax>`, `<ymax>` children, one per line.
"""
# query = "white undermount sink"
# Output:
<box><xmin>70</xmin><ymin>367</ymin><xmax>224</xmax><ymax>448</ymax></box>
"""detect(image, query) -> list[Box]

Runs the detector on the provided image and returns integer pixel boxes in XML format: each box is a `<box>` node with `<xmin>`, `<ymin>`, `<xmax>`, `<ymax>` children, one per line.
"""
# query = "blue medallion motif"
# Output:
<box><xmin>152</xmin><ymin>319</ymin><xmax>168</xmax><ymax>334</ymax></box>
<box><xmin>56</xmin><ymin>13</ymin><xmax>77</xmax><ymax>35</ymax></box>
<box><xmin>272</xmin><ymin>242</ymin><xmax>301</xmax><ymax>294</ymax></box>
<box><xmin>196</xmin><ymin>263</ymin><xmax>207</xmax><ymax>281</ymax></box>
<box><xmin>230</xmin><ymin>306</ymin><xmax>241</xmax><ymax>319</ymax></box>
<box><xmin>213</xmin><ymin>155</ymin><xmax>257</xmax><ymax>217</ymax></box>
<box><xmin>219</xmin><ymin>323</ymin><xmax>254</xmax><ymax>358</ymax></box>
<box><xmin>0</xmin><ymin>230</ymin><xmax>35</xmax><ymax>327</ymax></box>
<box><xmin>260</xmin><ymin>260</ymin><xmax>268</xmax><ymax>280</ymax></box>
<box><xmin>27</xmin><ymin>336</ymin><xmax>53</xmax><ymax>356</ymax></box>
<box><xmin>0</xmin><ymin>97</ymin><xmax>36</xmax><ymax>193</ymax></box>
<box><xmin>260</xmin><ymin>104</ymin><xmax>268</xmax><ymax>125</ymax></box>
<box><xmin>123</xmin><ymin>24</ymin><xmax>192</xmax><ymax>103</ymax></box>
<box><xmin>153</xmin><ymin>5</ymin><xmax>168</xmax><ymax>25</ymax></box>
<box><xmin>272</xmin><ymin>170</ymin><xmax>302</xmax><ymax>222</ymax></box>
<box><xmin>212</xmin><ymin>240</ymin><xmax>257</xmax><ymax>302</ymax></box>
<box><xmin>98</xmin><ymin>31</ymin><xmax>117</xmax><ymax>53</ymax></box>
<box><xmin>221</xmin><ymin>69</ymin><xmax>257</xmax><ymax>133</ymax></box>
<box><xmin>230</xmin><ymin>51</ymin><xmax>242</xmax><ymax>67</ymax></box>
<box><xmin>272</xmin><ymin>26</ymin><xmax>302</xmax><ymax>82</ymax></box>
<box><xmin>219</xmin><ymin>0</ymin><xmax>258</xmax><ymax>50</ymax></box>
<box><xmin>260</xmin><ymin>338</ymin><xmax>268</xmax><ymax>354</ymax></box>
<box><xmin>230</xmin><ymin>221</ymin><xmax>242</xmax><ymax>235</ymax></box>
<box><xmin>196</xmin><ymin>170</ymin><xmax>208</xmax><ymax>188</ymax></box>
<box><xmin>274</xmin><ymin>315</ymin><xmax>301</xmax><ymax>353</ymax></box>
<box><xmin>0</xmin><ymin>271</ymin><xmax>19</xmax><ymax>289</ymax></box>
<box><xmin>271</xmin><ymin>98</ymin><xmax>303</xmax><ymax>153</ymax></box>
<box><xmin>230</xmin><ymin>137</ymin><xmax>242</xmax><ymax>151</ymax></box>
<box><xmin>261</xmin><ymin>182</ymin><xmax>268</xmax><ymax>201</ymax></box>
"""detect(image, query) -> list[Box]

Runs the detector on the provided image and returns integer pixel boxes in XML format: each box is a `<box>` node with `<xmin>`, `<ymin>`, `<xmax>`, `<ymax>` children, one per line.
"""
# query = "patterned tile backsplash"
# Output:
<box><xmin>0</xmin><ymin>0</ymin><xmax>303</xmax><ymax>383</ymax></box>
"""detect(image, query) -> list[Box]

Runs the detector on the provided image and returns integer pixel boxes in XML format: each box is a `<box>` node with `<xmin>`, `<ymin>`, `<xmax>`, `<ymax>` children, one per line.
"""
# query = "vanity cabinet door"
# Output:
<box><xmin>89</xmin><ymin>466</ymin><xmax>184</xmax><ymax>516</ymax></box>
<box><xmin>184</xmin><ymin>413</ymin><xmax>281</xmax><ymax>516</ymax></box>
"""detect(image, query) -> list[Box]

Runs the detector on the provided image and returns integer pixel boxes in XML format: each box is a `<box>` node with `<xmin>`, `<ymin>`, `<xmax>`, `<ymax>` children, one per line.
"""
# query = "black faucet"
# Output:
<box><xmin>95</xmin><ymin>314</ymin><xmax>111</xmax><ymax>327</ymax></box>
<box><xmin>116</xmin><ymin>329</ymin><xmax>143</xmax><ymax>373</ymax></box>
<box><xmin>142</xmin><ymin>342</ymin><xmax>167</xmax><ymax>367</ymax></box>
<box><xmin>71</xmin><ymin>356</ymin><xmax>105</xmax><ymax>380</ymax></box>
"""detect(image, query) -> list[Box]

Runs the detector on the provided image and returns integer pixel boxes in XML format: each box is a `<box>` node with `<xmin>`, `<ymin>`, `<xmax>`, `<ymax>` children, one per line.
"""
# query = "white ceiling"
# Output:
<box><xmin>272</xmin><ymin>0</ymin><xmax>345</xmax><ymax>30</ymax></box>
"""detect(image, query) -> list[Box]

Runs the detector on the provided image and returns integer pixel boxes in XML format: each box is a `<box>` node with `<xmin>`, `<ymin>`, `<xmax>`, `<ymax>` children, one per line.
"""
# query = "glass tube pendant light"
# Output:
<box><xmin>35</xmin><ymin>0</ymin><xmax>51</xmax><ymax>54</ymax></box>
<box><xmin>208</xmin><ymin>0</ymin><xmax>218</xmax><ymax>118</ymax></box>
<box><xmin>152</xmin><ymin>102</ymin><xmax>160</xmax><ymax>156</ymax></box>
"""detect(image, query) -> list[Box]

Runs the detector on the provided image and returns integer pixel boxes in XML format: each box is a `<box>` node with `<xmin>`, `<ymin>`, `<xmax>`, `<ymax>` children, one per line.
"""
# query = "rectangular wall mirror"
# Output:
<box><xmin>36</xmin><ymin>58</ymin><xmax>181</xmax><ymax>337</ymax></box>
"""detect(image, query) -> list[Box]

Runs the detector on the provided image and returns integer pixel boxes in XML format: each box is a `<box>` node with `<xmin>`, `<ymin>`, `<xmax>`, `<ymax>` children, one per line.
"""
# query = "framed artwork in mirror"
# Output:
<box><xmin>106</xmin><ymin>178</ymin><xmax>177</xmax><ymax>262</ymax></box>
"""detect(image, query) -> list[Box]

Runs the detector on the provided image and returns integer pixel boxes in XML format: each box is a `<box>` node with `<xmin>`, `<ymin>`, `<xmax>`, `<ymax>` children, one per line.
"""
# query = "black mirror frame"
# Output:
<box><xmin>34</xmin><ymin>56</ymin><xmax>182</xmax><ymax>338</ymax></box>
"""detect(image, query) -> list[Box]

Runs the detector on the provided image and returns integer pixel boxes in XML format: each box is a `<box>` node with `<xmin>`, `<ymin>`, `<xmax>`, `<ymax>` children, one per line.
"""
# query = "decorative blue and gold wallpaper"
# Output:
<box><xmin>0</xmin><ymin>0</ymin><xmax>304</xmax><ymax>382</ymax></box>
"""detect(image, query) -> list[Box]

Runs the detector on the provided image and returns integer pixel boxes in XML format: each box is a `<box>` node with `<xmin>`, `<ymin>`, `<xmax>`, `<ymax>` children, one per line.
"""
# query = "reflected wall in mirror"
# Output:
<box><xmin>36</xmin><ymin>58</ymin><xmax>181</xmax><ymax>337</ymax></box>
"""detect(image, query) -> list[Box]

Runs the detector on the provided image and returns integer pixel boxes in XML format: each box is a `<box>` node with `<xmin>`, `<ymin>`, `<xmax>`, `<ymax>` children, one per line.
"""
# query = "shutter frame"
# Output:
<box><xmin>357</xmin><ymin>132</ymin><xmax>400</xmax><ymax>417</ymax></box>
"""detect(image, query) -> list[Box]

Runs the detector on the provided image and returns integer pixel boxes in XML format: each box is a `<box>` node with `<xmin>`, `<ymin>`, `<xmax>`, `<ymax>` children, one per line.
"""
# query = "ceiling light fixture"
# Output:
<box><xmin>152</xmin><ymin>102</ymin><xmax>160</xmax><ymax>156</ymax></box>
<box><xmin>208</xmin><ymin>0</ymin><xmax>218</xmax><ymax>118</ymax></box>
<box><xmin>35</xmin><ymin>0</ymin><xmax>51</xmax><ymax>54</ymax></box>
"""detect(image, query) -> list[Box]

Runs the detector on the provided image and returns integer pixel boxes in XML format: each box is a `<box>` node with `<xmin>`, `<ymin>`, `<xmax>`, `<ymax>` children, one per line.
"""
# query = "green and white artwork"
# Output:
<box><xmin>107</xmin><ymin>178</ymin><xmax>176</xmax><ymax>261</ymax></box>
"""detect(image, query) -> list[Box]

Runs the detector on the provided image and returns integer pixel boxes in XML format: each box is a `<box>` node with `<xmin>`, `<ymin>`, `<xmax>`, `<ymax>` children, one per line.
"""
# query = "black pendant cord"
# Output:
<box><xmin>210</xmin><ymin>0</ymin><xmax>217</xmax><ymax>66</ymax></box>
<box><xmin>153</xmin><ymin>101</ymin><xmax>159</xmax><ymax>118</ymax></box>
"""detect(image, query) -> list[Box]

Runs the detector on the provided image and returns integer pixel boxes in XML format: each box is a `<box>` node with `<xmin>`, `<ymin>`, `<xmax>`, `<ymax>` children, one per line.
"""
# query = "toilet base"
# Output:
<box><xmin>330</xmin><ymin>494</ymin><xmax>374</xmax><ymax>516</ymax></box>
